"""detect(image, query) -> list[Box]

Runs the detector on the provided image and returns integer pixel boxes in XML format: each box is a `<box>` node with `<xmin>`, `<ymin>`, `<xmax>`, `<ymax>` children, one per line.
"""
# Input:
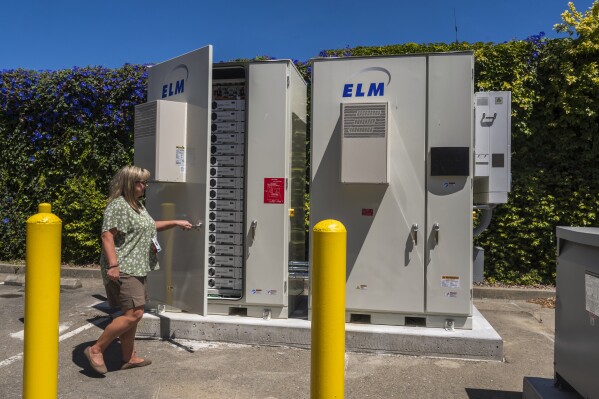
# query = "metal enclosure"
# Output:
<box><xmin>555</xmin><ymin>227</ymin><xmax>599</xmax><ymax>398</ymax></box>
<box><xmin>134</xmin><ymin>101</ymin><xmax>188</xmax><ymax>182</ymax></box>
<box><xmin>209</xmin><ymin>59</ymin><xmax>308</xmax><ymax>319</ymax></box>
<box><xmin>134</xmin><ymin>46</ymin><xmax>307</xmax><ymax>318</ymax></box>
<box><xmin>474</xmin><ymin>91</ymin><xmax>512</xmax><ymax>204</ymax></box>
<box><xmin>310</xmin><ymin>53</ymin><xmax>474</xmax><ymax>328</ymax></box>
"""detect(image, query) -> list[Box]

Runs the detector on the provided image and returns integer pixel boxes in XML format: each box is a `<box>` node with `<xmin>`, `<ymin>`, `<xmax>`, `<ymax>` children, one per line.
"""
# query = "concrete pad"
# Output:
<box><xmin>137</xmin><ymin>305</ymin><xmax>503</xmax><ymax>361</ymax></box>
<box><xmin>523</xmin><ymin>377</ymin><xmax>583</xmax><ymax>399</ymax></box>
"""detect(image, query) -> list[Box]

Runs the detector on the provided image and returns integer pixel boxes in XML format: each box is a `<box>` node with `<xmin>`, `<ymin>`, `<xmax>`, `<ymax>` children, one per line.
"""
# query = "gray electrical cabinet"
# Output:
<box><xmin>134</xmin><ymin>46</ymin><xmax>307</xmax><ymax>318</ymax></box>
<box><xmin>555</xmin><ymin>226</ymin><xmax>599</xmax><ymax>398</ymax></box>
<box><xmin>310</xmin><ymin>53</ymin><xmax>474</xmax><ymax>328</ymax></box>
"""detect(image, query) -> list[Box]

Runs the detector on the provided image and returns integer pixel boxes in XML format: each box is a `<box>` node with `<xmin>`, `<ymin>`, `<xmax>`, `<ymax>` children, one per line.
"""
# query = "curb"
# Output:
<box><xmin>1</xmin><ymin>263</ymin><xmax>555</xmax><ymax>300</ymax></box>
<box><xmin>1</xmin><ymin>263</ymin><xmax>97</xmax><ymax>290</ymax></box>
<box><xmin>473</xmin><ymin>286</ymin><xmax>555</xmax><ymax>300</ymax></box>
<box><xmin>3</xmin><ymin>274</ymin><xmax>82</xmax><ymax>290</ymax></box>
<box><xmin>0</xmin><ymin>263</ymin><xmax>100</xmax><ymax>279</ymax></box>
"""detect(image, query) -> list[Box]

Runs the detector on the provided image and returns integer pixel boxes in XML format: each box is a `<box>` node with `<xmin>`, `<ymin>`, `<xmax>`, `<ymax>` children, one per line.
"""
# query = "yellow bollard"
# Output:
<box><xmin>311</xmin><ymin>219</ymin><xmax>346</xmax><ymax>399</ymax></box>
<box><xmin>23</xmin><ymin>203</ymin><xmax>62</xmax><ymax>399</ymax></box>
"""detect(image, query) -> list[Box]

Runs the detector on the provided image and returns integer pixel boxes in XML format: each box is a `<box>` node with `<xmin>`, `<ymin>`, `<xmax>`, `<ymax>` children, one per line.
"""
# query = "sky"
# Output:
<box><xmin>0</xmin><ymin>0</ymin><xmax>595</xmax><ymax>71</ymax></box>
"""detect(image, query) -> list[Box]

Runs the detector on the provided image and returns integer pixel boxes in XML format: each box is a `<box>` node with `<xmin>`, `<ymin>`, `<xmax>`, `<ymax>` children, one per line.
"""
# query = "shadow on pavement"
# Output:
<box><xmin>72</xmin><ymin>338</ymin><xmax>126</xmax><ymax>377</ymax></box>
<box><xmin>465</xmin><ymin>388</ymin><xmax>521</xmax><ymax>399</ymax></box>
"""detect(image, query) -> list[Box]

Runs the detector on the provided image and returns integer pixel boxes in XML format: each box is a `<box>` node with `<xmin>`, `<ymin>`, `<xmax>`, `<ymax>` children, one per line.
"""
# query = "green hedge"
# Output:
<box><xmin>1</xmin><ymin>2</ymin><xmax>597</xmax><ymax>284</ymax></box>
<box><xmin>0</xmin><ymin>65</ymin><xmax>147</xmax><ymax>263</ymax></box>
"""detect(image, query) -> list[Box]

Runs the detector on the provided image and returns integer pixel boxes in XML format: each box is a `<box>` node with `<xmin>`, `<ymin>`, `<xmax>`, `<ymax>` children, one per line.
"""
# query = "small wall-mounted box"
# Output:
<box><xmin>134</xmin><ymin>100</ymin><xmax>187</xmax><ymax>182</ymax></box>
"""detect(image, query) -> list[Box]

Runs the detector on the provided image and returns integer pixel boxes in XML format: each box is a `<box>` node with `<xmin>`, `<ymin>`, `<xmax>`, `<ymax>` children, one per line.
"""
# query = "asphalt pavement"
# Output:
<box><xmin>0</xmin><ymin>267</ymin><xmax>559</xmax><ymax>399</ymax></box>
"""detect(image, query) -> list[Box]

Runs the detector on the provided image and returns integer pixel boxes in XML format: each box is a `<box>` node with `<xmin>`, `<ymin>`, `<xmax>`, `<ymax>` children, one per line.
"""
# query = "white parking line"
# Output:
<box><xmin>0</xmin><ymin>318</ymin><xmax>105</xmax><ymax>369</ymax></box>
<box><xmin>11</xmin><ymin>323</ymin><xmax>73</xmax><ymax>341</ymax></box>
<box><xmin>0</xmin><ymin>353</ymin><xmax>23</xmax><ymax>368</ymax></box>
<box><xmin>58</xmin><ymin>321</ymin><xmax>99</xmax><ymax>342</ymax></box>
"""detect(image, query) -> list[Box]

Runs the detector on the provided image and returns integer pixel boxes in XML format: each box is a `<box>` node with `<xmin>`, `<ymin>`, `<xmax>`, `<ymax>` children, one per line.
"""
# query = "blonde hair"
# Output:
<box><xmin>108</xmin><ymin>166</ymin><xmax>150</xmax><ymax>213</ymax></box>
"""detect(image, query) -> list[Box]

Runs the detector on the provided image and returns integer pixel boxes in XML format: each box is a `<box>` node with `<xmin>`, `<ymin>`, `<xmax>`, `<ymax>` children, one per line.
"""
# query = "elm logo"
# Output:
<box><xmin>162</xmin><ymin>64</ymin><xmax>188</xmax><ymax>98</ymax></box>
<box><xmin>342</xmin><ymin>67</ymin><xmax>391</xmax><ymax>98</ymax></box>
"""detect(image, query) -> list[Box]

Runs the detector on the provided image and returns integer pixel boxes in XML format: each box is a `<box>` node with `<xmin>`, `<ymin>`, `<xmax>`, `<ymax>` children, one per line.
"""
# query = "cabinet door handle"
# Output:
<box><xmin>433</xmin><ymin>223</ymin><xmax>440</xmax><ymax>245</ymax></box>
<box><xmin>250</xmin><ymin>220</ymin><xmax>258</xmax><ymax>239</ymax></box>
<box><xmin>411</xmin><ymin>224</ymin><xmax>418</xmax><ymax>246</ymax></box>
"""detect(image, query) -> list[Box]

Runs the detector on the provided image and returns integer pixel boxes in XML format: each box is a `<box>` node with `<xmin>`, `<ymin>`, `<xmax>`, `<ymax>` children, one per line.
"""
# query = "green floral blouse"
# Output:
<box><xmin>100</xmin><ymin>196</ymin><xmax>159</xmax><ymax>283</ymax></box>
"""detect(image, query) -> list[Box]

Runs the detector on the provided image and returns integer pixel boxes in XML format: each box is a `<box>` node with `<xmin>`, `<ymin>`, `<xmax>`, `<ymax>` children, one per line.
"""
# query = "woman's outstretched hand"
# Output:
<box><xmin>177</xmin><ymin>220</ymin><xmax>193</xmax><ymax>230</ymax></box>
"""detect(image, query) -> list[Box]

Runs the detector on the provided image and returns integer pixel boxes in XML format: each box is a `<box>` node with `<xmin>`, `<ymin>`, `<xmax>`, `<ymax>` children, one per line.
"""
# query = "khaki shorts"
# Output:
<box><xmin>104</xmin><ymin>273</ymin><xmax>147</xmax><ymax>311</ymax></box>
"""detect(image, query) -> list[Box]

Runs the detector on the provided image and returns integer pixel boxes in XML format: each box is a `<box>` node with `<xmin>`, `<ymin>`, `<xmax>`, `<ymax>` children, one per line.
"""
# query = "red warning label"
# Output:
<box><xmin>264</xmin><ymin>178</ymin><xmax>285</xmax><ymax>204</ymax></box>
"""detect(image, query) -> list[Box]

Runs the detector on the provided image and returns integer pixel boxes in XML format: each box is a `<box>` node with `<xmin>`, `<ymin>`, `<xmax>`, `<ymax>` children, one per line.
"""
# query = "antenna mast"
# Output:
<box><xmin>454</xmin><ymin>8</ymin><xmax>459</xmax><ymax>44</ymax></box>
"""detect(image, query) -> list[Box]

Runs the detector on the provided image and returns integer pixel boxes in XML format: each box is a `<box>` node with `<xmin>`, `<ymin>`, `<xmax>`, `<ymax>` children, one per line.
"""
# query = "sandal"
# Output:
<box><xmin>84</xmin><ymin>347</ymin><xmax>108</xmax><ymax>375</ymax></box>
<box><xmin>121</xmin><ymin>358</ymin><xmax>152</xmax><ymax>370</ymax></box>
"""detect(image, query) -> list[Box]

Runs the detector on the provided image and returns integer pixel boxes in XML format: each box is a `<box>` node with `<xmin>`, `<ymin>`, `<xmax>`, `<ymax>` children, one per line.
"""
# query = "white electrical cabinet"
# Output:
<box><xmin>474</xmin><ymin>91</ymin><xmax>512</xmax><ymax>204</ymax></box>
<box><xmin>134</xmin><ymin>46</ymin><xmax>307</xmax><ymax>318</ymax></box>
<box><xmin>311</xmin><ymin>53</ymin><xmax>474</xmax><ymax>328</ymax></box>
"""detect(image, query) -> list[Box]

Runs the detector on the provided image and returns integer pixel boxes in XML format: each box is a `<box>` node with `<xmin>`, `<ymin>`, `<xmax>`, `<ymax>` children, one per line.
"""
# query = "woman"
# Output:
<box><xmin>84</xmin><ymin>165</ymin><xmax>192</xmax><ymax>374</ymax></box>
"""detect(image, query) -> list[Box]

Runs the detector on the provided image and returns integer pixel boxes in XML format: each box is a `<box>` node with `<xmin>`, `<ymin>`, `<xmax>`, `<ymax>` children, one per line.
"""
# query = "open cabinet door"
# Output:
<box><xmin>138</xmin><ymin>45</ymin><xmax>213</xmax><ymax>315</ymax></box>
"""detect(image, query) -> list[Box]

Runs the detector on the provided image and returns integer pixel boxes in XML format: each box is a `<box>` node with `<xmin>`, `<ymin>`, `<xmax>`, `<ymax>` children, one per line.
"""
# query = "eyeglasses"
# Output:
<box><xmin>136</xmin><ymin>180</ymin><xmax>149</xmax><ymax>187</ymax></box>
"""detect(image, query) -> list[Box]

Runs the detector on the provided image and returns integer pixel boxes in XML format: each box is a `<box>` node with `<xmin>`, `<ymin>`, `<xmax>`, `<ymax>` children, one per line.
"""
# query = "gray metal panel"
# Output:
<box><xmin>311</xmin><ymin>56</ymin><xmax>427</xmax><ymax>314</ymax></box>
<box><xmin>555</xmin><ymin>227</ymin><xmax>599</xmax><ymax>399</ymax></box>
<box><xmin>426</xmin><ymin>53</ymin><xmax>473</xmax><ymax>316</ymax></box>
<box><xmin>146</xmin><ymin>182</ymin><xmax>207</xmax><ymax>314</ymax></box>
<box><xmin>143</xmin><ymin>46</ymin><xmax>212</xmax><ymax>316</ymax></box>
<box><xmin>557</xmin><ymin>226</ymin><xmax>599</xmax><ymax>251</ymax></box>
<box><xmin>243</xmin><ymin>61</ymin><xmax>293</xmax><ymax>307</ymax></box>
<box><xmin>288</xmin><ymin>63</ymin><xmax>308</xmax><ymax>264</ymax></box>
<box><xmin>134</xmin><ymin>102</ymin><xmax>158</xmax><ymax>178</ymax></box>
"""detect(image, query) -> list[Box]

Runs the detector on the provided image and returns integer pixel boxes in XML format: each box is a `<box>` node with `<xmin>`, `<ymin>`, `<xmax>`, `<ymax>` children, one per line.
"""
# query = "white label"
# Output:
<box><xmin>585</xmin><ymin>272</ymin><xmax>599</xmax><ymax>317</ymax></box>
<box><xmin>176</xmin><ymin>146</ymin><xmax>185</xmax><ymax>173</ymax></box>
<box><xmin>441</xmin><ymin>276</ymin><xmax>460</xmax><ymax>289</ymax></box>
<box><xmin>151</xmin><ymin>236</ymin><xmax>162</xmax><ymax>253</ymax></box>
